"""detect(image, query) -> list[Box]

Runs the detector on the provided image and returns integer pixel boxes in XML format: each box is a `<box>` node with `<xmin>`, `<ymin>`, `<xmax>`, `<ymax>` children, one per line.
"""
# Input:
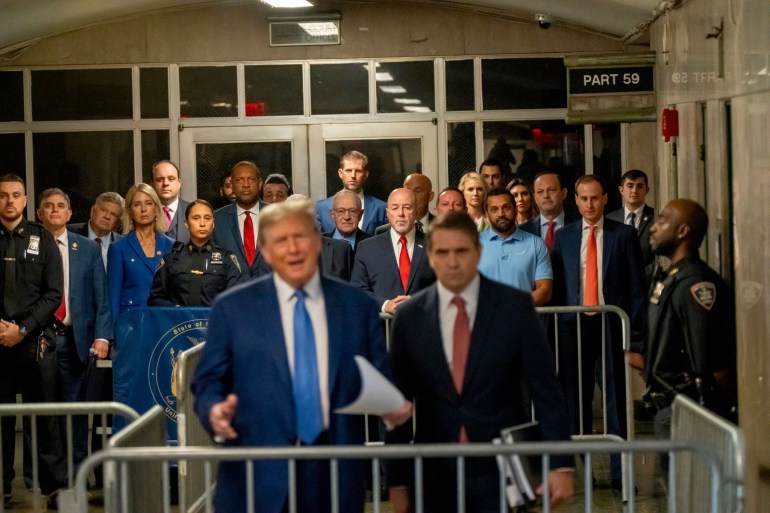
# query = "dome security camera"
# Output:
<box><xmin>535</xmin><ymin>13</ymin><xmax>552</xmax><ymax>30</ymax></box>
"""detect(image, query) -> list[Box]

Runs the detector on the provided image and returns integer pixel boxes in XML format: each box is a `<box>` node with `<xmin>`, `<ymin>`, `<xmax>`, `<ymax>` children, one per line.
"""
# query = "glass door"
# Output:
<box><xmin>179</xmin><ymin>125</ymin><xmax>309</xmax><ymax>205</ymax></box>
<box><xmin>308</xmin><ymin>122</ymin><xmax>439</xmax><ymax>204</ymax></box>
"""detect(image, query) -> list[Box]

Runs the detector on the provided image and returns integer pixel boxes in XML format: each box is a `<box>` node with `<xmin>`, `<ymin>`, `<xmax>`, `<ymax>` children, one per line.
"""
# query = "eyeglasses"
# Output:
<box><xmin>332</xmin><ymin>208</ymin><xmax>361</xmax><ymax>216</ymax></box>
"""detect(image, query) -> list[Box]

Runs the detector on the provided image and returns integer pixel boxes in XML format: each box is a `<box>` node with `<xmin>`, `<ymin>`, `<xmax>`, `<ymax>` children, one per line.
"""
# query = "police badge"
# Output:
<box><xmin>690</xmin><ymin>281</ymin><xmax>716</xmax><ymax>310</ymax></box>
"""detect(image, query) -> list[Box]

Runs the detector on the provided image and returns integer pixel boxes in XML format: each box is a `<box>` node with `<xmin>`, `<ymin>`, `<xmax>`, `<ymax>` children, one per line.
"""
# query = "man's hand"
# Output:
<box><xmin>536</xmin><ymin>470</ymin><xmax>574</xmax><ymax>506</ymax></box>
<box><xmin>92</xmin><ymin>340</ymin><xmax>110</xmax><ymax>359</ymax></box>
<box><xmin>388</xmin><ymin>486</ymin><xmax>411</xmax><ymax>513</ymax></box>
<box><xmin>382</xmin><ymin>400</ymin><xmax>413</xmax><ymax>429</ymax></box>
<box><xmin>627</xmin><ymin>351</ymin><xmax>645</xmax><ymax>370</ymax></box>
<box><xmin>209</xmin><ymin>394</ymin><xmax>238</xmax><ymax>441</ymax></box>
<box><xmin>0</xmin><ymin>321</ymin><xmax>24</xmax><ymax>348</ymax></box>
<box><xmin>384</xmin><ymin>295</ymin><xmax>411</xmax><ymax>314</ymax></box>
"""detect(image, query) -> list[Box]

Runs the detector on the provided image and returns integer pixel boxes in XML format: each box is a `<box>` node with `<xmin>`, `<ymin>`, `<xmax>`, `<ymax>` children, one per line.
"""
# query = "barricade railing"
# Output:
<box><xmin>671</xmin><ymin>394</ymin><xmax>744</xmax><ymax>513</ymax></box>
<box><xmin>0</xmin><ymin>401</ymin><xmax>139</xmax><ymax>513</ymax></box>
<box><xmin>101</xmin><ymin>405</ymin><xmax>167</xmax><ymax>513</ymax></box>
<box><xmin>176</xmin><ymin>343</ymin><xmax>216</xmax><ymax>513</ymax></box>
<box><xmin>62</xmin><ymin>439</ymin><xmax>732</xmax><ymax>513</ymax></box>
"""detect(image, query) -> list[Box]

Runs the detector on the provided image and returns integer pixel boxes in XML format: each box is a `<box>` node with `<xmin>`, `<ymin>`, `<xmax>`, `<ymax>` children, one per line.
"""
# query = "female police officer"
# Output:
<box><xmin>149</xmin><ymin>200</ymin><xmax>245</xmax><ymax>306</ymax></box>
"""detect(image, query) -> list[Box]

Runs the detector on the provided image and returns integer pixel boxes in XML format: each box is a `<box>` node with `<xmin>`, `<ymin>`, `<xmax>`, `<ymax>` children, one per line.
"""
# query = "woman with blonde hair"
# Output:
<box><xmin>458</xmin><ymin>171</ymin><xmax>490</xmax><ymax>231</ymax></box>
<box><xmin>507</xmin><ymin>177</ymin><xmax>538</xmax><ymax>225</ymax></box>
<box><xmin>107</xmin><ymin>183</ymin><xmax>174</xmax><ymax>320</ymax></box>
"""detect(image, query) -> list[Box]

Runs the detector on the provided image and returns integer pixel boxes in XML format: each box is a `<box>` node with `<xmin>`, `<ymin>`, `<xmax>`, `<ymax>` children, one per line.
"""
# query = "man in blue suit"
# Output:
<box><xmin>351</xmin><ymin>188</ymin><xmax>435</xmax><ymax>314</ymax></box>
<box><xmin>193</xmin><ymin>197</ymin><xmax>411</xmax><ymax>513</ymax></box>
<box><xmin>37</xmin><ymin>188</ymin><xmax>113</xmax><ymax>469</ymax></box>
<box><xmin>68</xmin><ymin>191</ymin><xmax>124</xmax><ymax>269</ymax></box>
<box><xmin>151</xmin><ymin>160</ymin><xmax>190</xmax><ymax>242</ymax></box>
<box><xmin>213</xmin><ymin>161</ymin><xmax>268</xmax><ymax>279</ymax></box>
<box><xmin>316</xmin><ymin>151</ymin><xmax>387</xmax><ymax>235</ymax></box>
<box><xmin>550</xmin><ymin>174</ymin><xmax>646</xmax><ymax>489</ymax></box>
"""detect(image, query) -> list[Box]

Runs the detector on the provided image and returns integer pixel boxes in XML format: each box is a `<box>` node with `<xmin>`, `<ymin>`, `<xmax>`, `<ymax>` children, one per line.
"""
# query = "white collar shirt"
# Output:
<box><xmin>623</xmin><ymin>205</ymin><xmax>645</xmax><ymax>230</ymax></box>
<box><xmin>436</xmin><ymin>274</ymin><xmax>480</xmax><ymax>365</ymax></box>
<box><xmin>236</xmin><ymin>202</ymin><xmax>260</xmax><ymax>247</ymax></box>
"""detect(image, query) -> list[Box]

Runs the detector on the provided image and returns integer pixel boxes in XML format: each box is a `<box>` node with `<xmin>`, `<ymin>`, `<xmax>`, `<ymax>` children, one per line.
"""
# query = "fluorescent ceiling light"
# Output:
<box><xmin>262</xmin><ymin>0</ymin><xmax>313</xmax><ymax>7</ymax></box>
<box><xmin>298</xmin><ymin>22</ymin><xmax>338</xmax><ymax>36</ymax></box>
<box><xmin>394</xmin><ymin>98</ymin><xmax>421</xmax><ymax>104</ymax></box>
<box><xmin>376</xmin><ymin>72</ymin><xmax>394</xmax><ymax>82</ymax></box>
<box><xmin>402</xmin><ymin>106</ymin><xmax>431</xmax><ymax>113</ymax></box>
<box><xmin>379</xmin><ymin>85</ymin><xmax>407</xmax><ymax>94</ymax></box>
<box><xmin>759</xmin><ymin>67</ymin><xmax>768</xmax><ymax>76</ymax></box>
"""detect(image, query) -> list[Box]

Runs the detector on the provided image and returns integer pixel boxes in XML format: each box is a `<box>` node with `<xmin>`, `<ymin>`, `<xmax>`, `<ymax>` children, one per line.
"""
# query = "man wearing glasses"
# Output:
<box><xmin>324</xmin><ymin>190</ymin><xmax>371</xmax><ymax>254</ymax></box>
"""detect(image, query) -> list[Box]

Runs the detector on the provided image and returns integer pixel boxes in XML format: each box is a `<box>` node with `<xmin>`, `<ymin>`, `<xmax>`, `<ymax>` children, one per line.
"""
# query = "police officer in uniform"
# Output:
<box><xmin>149</xmin><ymin>200</ymin><xmax>244</xmax><ymax>306</ymax></box>
<box><xmin>633</xmin><ymin>199</ymin><xmax>737</xmax><ymax>466</ymax></box>
<box><xmin>0</xmin><ymin>174</ymin><xmax>64</xmax><ymax>506</ymax></box>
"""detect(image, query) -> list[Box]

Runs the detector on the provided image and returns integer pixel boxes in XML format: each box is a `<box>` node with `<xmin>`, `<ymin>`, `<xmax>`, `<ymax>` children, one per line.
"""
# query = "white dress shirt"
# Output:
<box><xmin>580</xmin><ymin>217</ymin><xmax>605</xmax><ymax>305</ymax></box>
<box><xmin>56</xmin><ymin>232</ymin><xmax>71</xmax><ymax>325</ymax></box>
<box><xmin>237</xmin><ymin>202</ymin><xmax>260</xmax><ymax>247</ymax></box>
<box><xmin>389</xmin><ymin>227</ymin><xmax>416</xmax><ymax>262</ymax></box>
<box><xmin>356</xmin><ymin>191</ymin><xmax>366</xmax><ymax>229</ymax></box>
<box><xmin>436</xmin><ymin>274</ymin><xmax>480</xmax><ymax>365</ymax></box>
<box><xmin>623</xmin><ymin>205</ymin><xmax>645</xmax><ymax>229</ymax></box>
<box><xmin>274</xmin><ymin>270</ymin><xmax>330</xmax><ymax>429</ymax></box>
<box><xmin>539</xmin><ymin>211</ymin><xmax>566</xmax><ymax>238</ymax></box>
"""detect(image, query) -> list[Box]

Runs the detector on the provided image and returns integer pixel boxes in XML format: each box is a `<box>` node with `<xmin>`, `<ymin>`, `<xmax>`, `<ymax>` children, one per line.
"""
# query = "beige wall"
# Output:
<box><xmin>651</xmin><ymin>0</ymin><xmax>770</xmax><ymax>510</ymax></box>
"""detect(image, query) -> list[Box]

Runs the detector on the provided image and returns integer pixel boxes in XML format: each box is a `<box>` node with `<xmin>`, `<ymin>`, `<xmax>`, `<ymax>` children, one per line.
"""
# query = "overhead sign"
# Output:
<box><xmin>269</xmin><ymin>16</ymin><xmax>340</xmax><ymax>46</ymax></box>
<box><xmin>564</xmin><ymin>53</ymin><xmax>656</xmax><ymax>124</ymax></box>
<box><xmin>569</xmin><ymin>66</ymin><xmax>654</xmax><ymax>94</ymax></box>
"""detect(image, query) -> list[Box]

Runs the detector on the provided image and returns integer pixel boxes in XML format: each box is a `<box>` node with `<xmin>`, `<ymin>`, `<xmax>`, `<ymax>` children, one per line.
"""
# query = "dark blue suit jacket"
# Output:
<box><xmin>388</xmin><ymin>276</ymin><xmax>572</xmax><ymax>489</ymax></box>
<box><xmin>350</xmin><ymin>230</ymin><xmax>435</xmax><ymax>306</ymax></box>
<box><xmin>65</xmin><ymin>231</ymin><xmax>114</xmax><ymax>362</ymax></box>
<box><xmin>316</xmin><ymin>194</ymin><xmax>387</xmax><ymax>235</ymax></box>
<box><xmin>165</xmin><ymin>198</ymin><xmax>190</xmax><ymax>242</ymax></box>
<box><xmin>192</xmin><ymin>274</ymin><xmax>391</xmax><ymax>513</ymax></box>
<box><xmin>106</xmin><ymin>231</ymin><xmax>174</xmax><ymax>321</ymax></box>
<box><xmin>551</xmin><ymin>217</ymin><xmax>646</xmax><ymax>350</ymax></box>
<box><xmin>212</xmin><ymin>202</ymin><xmax>267</xmax><ymax>278</ymax></box>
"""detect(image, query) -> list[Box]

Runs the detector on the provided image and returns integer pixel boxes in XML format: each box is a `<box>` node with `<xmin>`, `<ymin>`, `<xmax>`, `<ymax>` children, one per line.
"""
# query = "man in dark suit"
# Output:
<box><xmin>192</xmin><ymin>197</ymin><xmax>411</xmax><ymax>513</ymax></box>
<box><xmin>388</xmin><ymin>212</ymin><xmax>574</xmax><ymax>513</ymax></box>
<box><xmin>316</xmin><ymin>151</ymin><xmax>387</xmax><ymax>235</ymax></box>
<box><xmin>550</xmin><ymin>174</ymin><xmax>646</xmax><ymax>489</ymax></box>
<box><xmin>606</xmin><ymin>169</ymin><xmax>656</xmax><ymax>286</ymax></box>
<box><xmin>151</xmin><ymin>160</ymin><xmax>189</xmax><ymax>242</ymax></box>
<box><xmin>375</xmin><ymin>173</ymin><xmax>435</xmax><ymax>235</ymax></box>
<box><xmin>323</xmin><ymin>190</ymin><xmax>371</xmax><ymax>253</ymax></box>
<box><xmin>37</xmin><ymin>189</ymin><xmax>113</xmax><ymax>471</ymax></box>
<box><xmin>213</xmin><ymin>161</ymin><xmax>267</xmax><ymax>279</ymax></box>
<box><xmin>351</xmin><ymin>188</ymin><xmax>435</xmax><ymax>314</ymax></box>
<box><xmin>519</xmin><ymin>171</ymin><xmax>574</xmax><ymax>251</ymax></box>
<box><xmin>68</xmin><ymin>191</ymin><xmax>124</xmax><ymax>269</ymax></box>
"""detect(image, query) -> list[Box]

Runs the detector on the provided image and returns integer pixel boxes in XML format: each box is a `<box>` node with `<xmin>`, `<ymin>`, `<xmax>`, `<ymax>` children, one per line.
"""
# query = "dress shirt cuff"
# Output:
<box><xmin>381</xmin><ymin>300</ymin><xmax>389</xmax><ymax>312</ymax></box>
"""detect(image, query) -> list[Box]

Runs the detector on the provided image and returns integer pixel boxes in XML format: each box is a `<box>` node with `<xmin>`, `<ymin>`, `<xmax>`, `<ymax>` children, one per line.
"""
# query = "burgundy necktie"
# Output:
<box><xmin>54</xmin><ymin>240</ymin><xmax>66</xmax><ymax>322</ymax></box>
<box><xmin>584</xmin><ymin>225</ymin><xmax>599</xmax><ymax>306</ymax></box>
<box><xmin>243</xmin><ymin>211</ymin><xmax>255</xmax><ymax>266</ymax></box>
<box><xmin>451</xmin><ymin>295</ymin><xmax>471</xmax><ymax>443</ymax></box>
<box><xmin>545</xmin><ymin>220</ymin><xmax>556</xmax><ymax>252</ymax></box>
<box><xmin>398</xmin><ymin>236</ymin><xmax>410</xmax><ymax>291</ymax></box>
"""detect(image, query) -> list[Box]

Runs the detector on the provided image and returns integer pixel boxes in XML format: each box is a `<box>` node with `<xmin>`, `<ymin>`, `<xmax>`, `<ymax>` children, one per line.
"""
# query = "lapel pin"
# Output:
<box><xmin>72</xmin><ymin>242</ymin><xmax>78</xmax><ymax>250</ymax></box>
<box><xmin>130</xmin><ymin>258</ymin><xmax>135</xmax><ymax>262</ymax></box>
<box><xmin>156</xmin><ymin>251</ymin><xmax>161</xmax><ymax>255</ymax></box>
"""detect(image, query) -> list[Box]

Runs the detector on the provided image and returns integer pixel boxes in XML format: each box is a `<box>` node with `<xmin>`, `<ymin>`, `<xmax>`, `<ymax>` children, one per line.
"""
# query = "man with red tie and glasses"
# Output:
<box><xmin>550</xmin><ymin>174</ymin><xmax>646</xmax><ymax>490</ymax></box>
<box><xmin>387</xmin><ymin>212</ymin><xmax>574</xmax><ymax>513</ymax></box>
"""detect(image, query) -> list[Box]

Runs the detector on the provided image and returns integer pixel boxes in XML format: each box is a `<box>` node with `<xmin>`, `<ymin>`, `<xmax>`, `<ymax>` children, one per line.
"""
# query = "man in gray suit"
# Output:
<box><xmin>151</xmin><ymin>160</ymin><xmax>189</xmax><ymax>242</ymax></box>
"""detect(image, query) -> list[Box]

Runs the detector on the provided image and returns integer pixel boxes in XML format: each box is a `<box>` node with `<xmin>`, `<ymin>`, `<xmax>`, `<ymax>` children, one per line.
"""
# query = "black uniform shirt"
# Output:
<box><xmin>148</xmin><ymin>241</ymin><xmax>245</xmax><ymax>307</ymax></box>
<box><xmin>0</xmin><ymin>218</ymin><xmax>63</xmax><ymax>335</ymax></box>
<box><xmin>645</xmin><ymin>255</ymin><xmax>735</xmax><ymax>399</ymax></box>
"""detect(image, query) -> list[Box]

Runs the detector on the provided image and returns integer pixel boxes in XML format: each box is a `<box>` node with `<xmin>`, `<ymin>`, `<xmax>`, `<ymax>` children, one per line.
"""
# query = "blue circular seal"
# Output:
<box><xmin>148</xmin><ymin>318</ymin><xmax>208</xmax><ymax>421</ymax></box>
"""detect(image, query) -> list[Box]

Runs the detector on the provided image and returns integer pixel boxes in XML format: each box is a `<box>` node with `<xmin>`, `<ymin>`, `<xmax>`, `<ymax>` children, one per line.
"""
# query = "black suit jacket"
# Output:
<box><xmin>607</xmin><ymin>205</ymin><xmax>655</xmax><ymax>283</ymax></box>
<box><xmin>322</xmin><ymin>229</ymin><xmax>372</xmax><ymax>255</ymax></box>
<box><xmin>373</xmin><ymin>214</ymin><xmax>434</xmax><ymax>236</ymax></box>
<box><xmin>68</xmin><ymin>222</ymin><xmax>122</xmax><ymax>243</ymax></box>
<box><xmin>388</xmin><ymin>276</ymin><xmax>571</xmax><ymax>490</ymax></box>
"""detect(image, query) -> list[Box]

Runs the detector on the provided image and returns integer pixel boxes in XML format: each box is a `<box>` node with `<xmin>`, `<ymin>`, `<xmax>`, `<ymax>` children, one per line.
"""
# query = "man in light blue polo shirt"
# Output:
<box><xmin>479</xmin><ymin>187</ymin><xmax>553</xmax><ymax>306</ymax></box>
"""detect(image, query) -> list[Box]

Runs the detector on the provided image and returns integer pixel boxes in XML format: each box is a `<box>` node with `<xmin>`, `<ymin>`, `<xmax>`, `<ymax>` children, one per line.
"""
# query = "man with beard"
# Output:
<box><xmin>478</xmin><ymin>188</ymin><xmax>552</xmax><ymax>306</ymax></box>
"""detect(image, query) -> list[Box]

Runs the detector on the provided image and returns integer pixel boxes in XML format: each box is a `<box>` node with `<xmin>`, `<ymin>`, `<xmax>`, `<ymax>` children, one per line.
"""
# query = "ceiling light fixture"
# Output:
<box><xmin>375</xmin><ymin>72</ymin><xmax>394</xmax><ymax>82</ymax></box>
<box><xmin>262</xmin><ymin>0</ymin><xmax>313</xmax><ymax>7</ymax></box>
<box><xmin>394</xmin><ymin>98</ymin><xmax>421</xmax><ymax>104</ymax></box>
<box><xmin>402</xmin><ymin>106</ymin><xmax>431</xmax><ymax>113</ymax></box>
<box><xmin>379</xmin><ymin>85</ymin><xmax>407</xmax><ymax>94</ymax></box>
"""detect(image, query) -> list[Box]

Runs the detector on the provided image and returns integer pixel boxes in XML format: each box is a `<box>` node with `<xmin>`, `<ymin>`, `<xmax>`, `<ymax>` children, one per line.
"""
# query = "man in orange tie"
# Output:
<box><xmin>550</xmin><ymin>174</ymin><xmax>646</xmax><ymax>490</ymax></box>
<box><xmin>388</xmin><ymin>212</ymin><xmax>574</xmax><ymax>513</ymax></box>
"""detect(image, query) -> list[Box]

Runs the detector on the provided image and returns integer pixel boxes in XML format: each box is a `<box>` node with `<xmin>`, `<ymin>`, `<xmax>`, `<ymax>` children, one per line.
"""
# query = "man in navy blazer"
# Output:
<box><xmin>351</xmin><ymin>188</ymin><xmax>435</xmax><ymax>314</ymax></box>
<box><xmin>316</xmin><ymin>151</ymin><xmax>387</xmax><ymax>235</ymax></box>
<box><xmin>213</xmin><ymin>161</ymin><xmax>268</xmax><ymax>279</ymax></box>
<box><xmin>38</xmin><ymin>189</ymin><xmax>113</xmax><ymax>468</ymax></box>
<box><xmin>192</xmin><ymin>197</ymin><xmax>411</xmax><ymax>513</ymax></box>
<box><xmin>151</xmin><ymin>160</ymin><xmax>189</xmax><ymax>242</ymax></box>
<box><xmin>387</xmin><ymin>212</ymin><xmax>573</xmax><ymax>513</ymax></box>
<box><xmin>550</xmin><ymin>175</ymin><xmax>646</xmax><ymax>487</ymax></box>
<box><xmin>68</xmin><ymin>191</ymin><xmax>125</xmax><ymax>269</ymax></box>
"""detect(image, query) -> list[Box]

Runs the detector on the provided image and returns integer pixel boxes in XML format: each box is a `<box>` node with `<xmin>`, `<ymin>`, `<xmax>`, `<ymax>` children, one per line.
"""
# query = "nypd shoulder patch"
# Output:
<box><xmin>229</xmin><ymin>254</ymin><xmax>242</xmax><ymax>273</ymax></box>
<box><xmin>690</xmin><ymin>281</ymin><xmax>716</xmax><ymax>310</ymax></box>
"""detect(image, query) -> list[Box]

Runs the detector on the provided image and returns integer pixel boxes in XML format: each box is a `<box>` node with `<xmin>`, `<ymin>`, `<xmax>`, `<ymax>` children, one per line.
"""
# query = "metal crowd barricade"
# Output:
<box><xmin>535</xmin><ymin>304</ymin><xmax>635</xmax><ymax>501</ymax></box>
<box><xmin>0</xmin><ymin>401</ymin><xmax>139</xmax><ymax>513</ymax></box>
<box><xmin>65</xmin><ymin>439</ymin><xmax>731</xmax><ymax>513</ymax></box>
<box><xmin>176</xmin><ymin>342</ymin><xmax>217</xmax><ymax>513</ymax></box>
<box><xmin>671</xmin><ymin>394</ymin><xmax>744</xmax><ymax>513</ymax></box>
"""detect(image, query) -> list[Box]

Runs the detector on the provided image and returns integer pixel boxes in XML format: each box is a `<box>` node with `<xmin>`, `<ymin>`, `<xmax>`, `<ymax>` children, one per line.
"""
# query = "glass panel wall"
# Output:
<box><xmin>447</xmin><ymin>122</ymin><xmax>476</xmax><ymax>186</ymax></box>
<box><xmin>141</xmin><ymin>130</ymin><xmax>171</xmax><ymax>183</ymax></box>
<box><xmin>140</xmin><ymin>68</ymin><xmax>169</xmax><ymax>119</ymax></box>
<box><xmin>0</xmin><ymin>72</ymin><xmax>24</xmax><ymax>121</ymax></box>
<box><xmin>245</xmin><ymin>64</ymin><xmax>303</xmax><ymax>116</ymax></box>
<box><xmin>375</xmin><ymin>60</ymin><xmax>435</xmax><ymax>114</ymax></box>
<box><xmin>31</xmin><ymin>69</ymin><xmax>133</xmax><ymax>120</ymax></box>
<box><xmin>179</xmin><ymin>66</ymin><xmax>237</xmax><ymax>118</ymax></box>
<box><xmin>445</xmin><ymin>60</ymin><xmax>474</xmax><ymax>112</ymax></box>
<box><xmin>311</xmin><ymin>63</ymin><xmax>368</xmax><ymax>115</ymax></box>
<box><xmin>0</xmin><ymin>133</ymin><xmax>25</xmax><ymax>176</ymax></box>
<box><xmin>482</xmin><ymin>58</ymin><xmax>567</xmax><ymax>110</ymax></box>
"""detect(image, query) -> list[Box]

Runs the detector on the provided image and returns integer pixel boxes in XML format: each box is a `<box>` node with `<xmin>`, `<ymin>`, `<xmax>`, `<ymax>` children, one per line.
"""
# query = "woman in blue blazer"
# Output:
<box><xmin>107</xmin><ymin>183</ymin><xmax>174</xmax><ymax>321</ymax></box>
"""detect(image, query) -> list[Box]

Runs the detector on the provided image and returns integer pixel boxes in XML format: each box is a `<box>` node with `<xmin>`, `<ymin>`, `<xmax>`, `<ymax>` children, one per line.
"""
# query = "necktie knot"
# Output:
<box><xmin>627</xmin><ymin>211</ymin><xmax>637</xmax><ymax>228</ymax></box>
<box><xmin>163</xmin><ymin>206</ymin><xmax>171</xmax><ymax>214</ymax></box>
<box><xmin>451</xmin><ymin>295</ymin><xmax>466</xmax><ymax>310</ymax></box>
<box><xmin>294</xmin><ymin>288</ymin><xmax>307</xmax><ymax>302</ymax></box>
<box><xmin>547</xmin><ymin>220</ymin><xmax>555</xmax><ymax>229</ymax></box>
<box><xmin>399</xmin><ymin>235</ymin><xmax>407</xmax><ymax>246</ymax></box>
<box><xmin>57</xmin><ymin>239</ymin><xmax>64</xmax><ymax>246</ymax></box>
<box><xmin>95</xmin><ymin>237</ymin><xmax>102</xmax><ymax>246</ymax></box>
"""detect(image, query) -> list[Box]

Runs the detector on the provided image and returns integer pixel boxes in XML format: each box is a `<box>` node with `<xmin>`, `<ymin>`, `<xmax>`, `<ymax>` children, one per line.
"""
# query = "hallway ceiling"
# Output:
<box><xmin>0</xmin><ymin>0</ymin><xmax>662</xmax><ymax>57</ymax></box>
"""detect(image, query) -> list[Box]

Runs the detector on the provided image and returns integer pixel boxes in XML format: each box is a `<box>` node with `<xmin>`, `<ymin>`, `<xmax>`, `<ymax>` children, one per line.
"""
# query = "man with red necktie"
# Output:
<box><xmin>388</xmin><ymin>212</ymin><xmax>573</xmax><ymax>513</ymax></box>
<box><xmin>550</xmin><ymin>174</ymin><xmax>646</xmax><ymax>490</ymax></box>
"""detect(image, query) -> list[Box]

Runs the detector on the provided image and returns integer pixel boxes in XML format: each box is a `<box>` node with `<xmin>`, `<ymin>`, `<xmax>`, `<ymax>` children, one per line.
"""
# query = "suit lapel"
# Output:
<box><xmin>260</xmin><ymin>279</ymin><xmax>293</xmax><ymax>394</ymax></box>
<box><xmin>324</xmin><ymin>280</ymin><xmax>344</xmax><ymax>404</ymax></box>
<box><xmin>423</xmin><ymin>287</ymin><xmax>458</xmax><ymax>396</ymax></box>
<box><xmin>638</xmin><ymin>205</ymin><xmax>654</xmax><ymax>236</ymax></box>
<box><xmin>227</xmin><ymin>206</ymin><xmax>248</xmax><ymax>262</ymax></box>
<box><xmin>602</xmin><ymin>220</ymin><xmax>615</xmax><ymax>277</ymax></box>
<box><xmin>461</xmin><ymin>279</ymin><xmax>492</xmax><ymax>392</ymax></box>
<box><xmin>126</xmin><ymin>232</ymin><xmax>157</xmax><ymax>273</ymax></box>
<box><xmin>406</xmin><ymin>235</ymin><xmax>427</xmax><ymax>292</ymax></box>
<box><xmin>66</xmin><ymin>234</ymin><xmax>79</xmax><ymax>295</ymax></box>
